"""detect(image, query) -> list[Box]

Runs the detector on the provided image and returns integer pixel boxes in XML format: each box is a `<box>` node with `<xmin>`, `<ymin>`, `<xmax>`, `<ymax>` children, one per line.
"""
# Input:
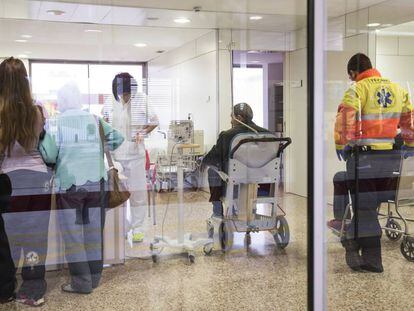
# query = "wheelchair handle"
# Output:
<box><xmin>230</xmin><ymin>137</ymin><xmax>292</xmax><ymax>159</ymax></box>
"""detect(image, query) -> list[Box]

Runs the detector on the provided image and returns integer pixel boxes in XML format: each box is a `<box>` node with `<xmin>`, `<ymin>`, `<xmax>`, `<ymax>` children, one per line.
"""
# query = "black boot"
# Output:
<box><xmin>341</xmin><ymin>239</ymin><xmax>363</xmax><ymax>271</ymax></box>
<box><xmin>359</xmin><ymin>236</ymin><xmax>383</xmax><ymax>273</ymax></box>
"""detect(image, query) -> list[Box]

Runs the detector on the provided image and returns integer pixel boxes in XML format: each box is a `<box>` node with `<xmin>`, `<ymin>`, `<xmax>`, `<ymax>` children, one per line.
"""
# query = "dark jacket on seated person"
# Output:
<box><xmin>202</xmin><ymin>121</ymin><xmax>269</xmax><ymax>202</ymax></box>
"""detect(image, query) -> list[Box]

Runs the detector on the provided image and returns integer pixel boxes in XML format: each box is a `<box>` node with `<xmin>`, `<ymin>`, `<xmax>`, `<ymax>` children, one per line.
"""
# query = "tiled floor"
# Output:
<box><xmin>1</xmin><ymin>192</ymin><xmax>414</xmax><ymax>310</ymax></box>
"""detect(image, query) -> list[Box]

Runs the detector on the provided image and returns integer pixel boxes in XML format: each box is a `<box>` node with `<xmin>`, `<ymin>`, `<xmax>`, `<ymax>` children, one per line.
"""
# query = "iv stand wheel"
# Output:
<box><xmin>150</xmin><ymin>242</ymin><xmax>163</xmax><ymax>263</ymax></box>
<box><xmin>188</xmin><ymin>253</ymin><xmax>195</xmax><ymax>264</ymax></box>
<box><xmin>203</xmin><ymin>243</ymin><xmax>214</xmax><ymax>256</ymax></box>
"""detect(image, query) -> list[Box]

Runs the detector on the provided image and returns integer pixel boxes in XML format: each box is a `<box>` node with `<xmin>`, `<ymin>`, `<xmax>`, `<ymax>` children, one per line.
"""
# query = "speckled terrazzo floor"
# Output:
<box><xmin>1</xmin><ymin>192</ymin><xmax>414</xmax><ymax>311</ymax></box>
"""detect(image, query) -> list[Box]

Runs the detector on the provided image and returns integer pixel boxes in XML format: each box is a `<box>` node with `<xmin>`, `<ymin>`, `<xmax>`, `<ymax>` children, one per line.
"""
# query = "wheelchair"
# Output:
<box><xmin>328</xmin><ymin>150</ymin><xmax>414</xmax><ymax>262</ymax></box>
<box><xmin>205</xmin><ymin>133</ymin><xmax>292</xmax><ymax>253</ymax></box>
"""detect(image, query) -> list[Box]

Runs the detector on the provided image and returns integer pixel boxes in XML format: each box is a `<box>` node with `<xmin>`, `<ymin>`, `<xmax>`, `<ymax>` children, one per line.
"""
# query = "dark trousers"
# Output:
<box><xmin>333</xmin><ymin>171</ymin><xmax>351</xmax><ymax>220</ymax></box>
<box><xmin>207</xmin><ymin>169</ymin><xmax>224</xmax><ymax>216</ymax></box>
<box><xmin>344</xmin><ymin>150</ymin><xmax>400</xmax><ymax>267</ymax></box>
<box><xmin>57</xmin><ymin>181</ymin><xmax>106</xmax><ymax>293</ymax></box>
<box><xmin>0</xmin><ymin>173</ymin><xmax>15</xmax><ymax>300</ymax></box>
<box><xmin>3</xmin><ymin>170</ymin><xmax>51</xmax><ymax>300</ymax></box>
<box><xmin>0</xmin><ymin>213</ymin><xmax>15</xmax><ymax>300</ymax></box>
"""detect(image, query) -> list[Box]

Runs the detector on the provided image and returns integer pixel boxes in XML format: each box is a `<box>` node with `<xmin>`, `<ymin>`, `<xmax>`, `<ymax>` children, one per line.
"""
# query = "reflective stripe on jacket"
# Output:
<box><xmin>334</xmin><ymin>68</ymin><xmax>414</xmax><ymax>150</ymax></box>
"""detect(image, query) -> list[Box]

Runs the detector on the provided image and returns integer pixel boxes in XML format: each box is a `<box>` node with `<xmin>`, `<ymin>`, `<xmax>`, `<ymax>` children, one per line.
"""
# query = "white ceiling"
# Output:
<box><xmin>0</xmin><ymin>0</ymin><xmax>307</xmax><ymax>32</ymax></box>
<box><xmin>1</xmin><ymin>0</ymin><xmax>414</xmax><ymax>62</ymax></box>
<box><xmin>0</xmin><ymin>18</ymin><xmax>211</xmax><ymax>61</ymax></box>
<box><xmin>24</xmin><ymin>0</ymin><xmax>309</xmax><ymax>16</ymax></box>
<box><xmin>20</xmin><ymin>0</ymin><xmax>390</xmax><ymax>17</ymax></box>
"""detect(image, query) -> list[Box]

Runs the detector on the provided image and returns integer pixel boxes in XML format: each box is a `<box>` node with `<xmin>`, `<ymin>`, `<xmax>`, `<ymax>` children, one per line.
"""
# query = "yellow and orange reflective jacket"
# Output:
<box><xmin>335</xmin><ymin>68</ymin><xmax>414</xmax><ymax>150</ymax></box>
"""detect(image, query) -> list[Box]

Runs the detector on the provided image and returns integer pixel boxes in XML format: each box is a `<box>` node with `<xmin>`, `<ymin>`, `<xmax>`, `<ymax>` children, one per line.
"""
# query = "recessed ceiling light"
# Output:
<box><xmin>248</xmin><ymin>50</ymin><xmax>260</xmax><ymax>54</ymax></box>
<box><xmin>250</xmin><ymin>16</ymin><xmax>263</xmax><ymax>21</ymax></box>
<box><xmin>218</xmin><ymin>40</ymin><xmax>223</xmax><ymax>43</ymax></box>
<box><xmin>15</xmin><ymin>39</ymin><xmax>27</xmax><ymax>43</ymax></box>
<box><xmin>367</xmin><ymin>22</ymin><xmax>381</xmax><ymax>27</ymax></box>
<box><xmin>47</xmin><ymin>9</ymin><xmax>66</xmax><ymax>16</ymax></box>
<box><xmin>134</xmin><ymin>43</ymin><xmax>147</xmax><ymax>47</ymax></box>
<box><xmin>18</xmin><ymin>54</ymin><xmax>28</xmax><ymax>58</ymax></box>
<box><xmin>147</xmin><ymin>17</ymin><xmax>159</xmax><ymax>21</ymax></box>
<box><xmin>21</xmin><ymin>34</ymin><xmax>32</xmax><ymax>38</ymax></box>
<box><xmin>174</xmin><ymin>17</ymin><xmax>191</xmax><ymax>24</ymax></box>
<box><xmin>85</xmin><ymin>29</ymin><xmax>102</xmax><ymax>33</ymax></box>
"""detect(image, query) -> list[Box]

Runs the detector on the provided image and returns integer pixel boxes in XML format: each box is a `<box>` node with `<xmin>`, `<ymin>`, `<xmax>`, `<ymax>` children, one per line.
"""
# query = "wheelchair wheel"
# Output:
<box><xmin>219</xmin><ymin>221</ymin><xmax>233</xmax><ymax>252</ymax></box>
<box><xmin>207</xmin><ymin>221</ymin><xmax>214</xmax><ymax>239</ymax></box>
<box><xmin>400</xmin><ymin>237</ymin><xmax>414</xmax><ymax>262</ymax></box>
<box><xmin>203</xmin><ymin>243</ymin><xmax>214</xmax><ymax>256</ymax></box>
<box><xmin>385</xmin><ymin>219</ymin><xmax>402</xmax><ymax>241</ymax></box>
<box><xmin>272</xmin><ymin>216</ymin><xmax>290</xmax><ymax>249</ymax></box>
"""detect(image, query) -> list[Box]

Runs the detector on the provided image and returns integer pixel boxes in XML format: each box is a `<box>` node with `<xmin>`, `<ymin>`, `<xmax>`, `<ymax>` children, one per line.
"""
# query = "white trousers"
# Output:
<box><xmin>119</xmin><ymin>158</ymin><xmax>147</xmax><ymax>235</ymax></box>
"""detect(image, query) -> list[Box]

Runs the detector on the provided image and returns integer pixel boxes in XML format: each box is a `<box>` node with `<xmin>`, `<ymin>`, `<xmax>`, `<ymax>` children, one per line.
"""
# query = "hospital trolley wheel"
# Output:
<box><xmin>208</xmin><ymin>226</ymin><xmax>214</xmax><ymax>239</ymax></box>
<box><xmin>188</xmin><ymin>254</ymin><xmax>195</xmax><ymax>264</ymax></box>
<box><xmin>203</xmin><ymin>243</ymin><xmax>214</xmax><ymax>256</ymax></box>
<box><xmin>219</xmin><ymin>221</ymin><xmax>234</xmax><ymax>252</ymax></box>
<box><xmin>273</xmin><ymin>216</ymin><xmax>290</xmax><ymax>249</ymax></box>
<box><xmin>244</xmin><ymin>232</ymin><xmax>251</xmax><ymax>247</ymax></box>
<box><xmin>400</xmin><ymin>237</ymin><xmax>414</xmax><ymax>262</ymax></box>
<box><xmin>385</xmin><ymin>219</ymin><xmax>402</xmax><ymax>241</ymax></box>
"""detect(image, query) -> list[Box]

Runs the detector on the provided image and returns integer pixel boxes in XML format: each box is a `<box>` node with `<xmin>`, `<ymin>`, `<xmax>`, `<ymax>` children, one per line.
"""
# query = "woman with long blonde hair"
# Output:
<box><xmin>0</xmin><ymin>57</ymin><xmax>55</xmax><ymax>307</ymax></box>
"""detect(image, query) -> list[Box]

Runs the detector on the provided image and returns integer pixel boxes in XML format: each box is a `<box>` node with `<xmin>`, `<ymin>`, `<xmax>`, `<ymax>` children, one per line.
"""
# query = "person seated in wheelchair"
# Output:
<box><xmin>202</xmin><ymin>103</ymin><xmax>269</xmax><ymax>218</ymax></box>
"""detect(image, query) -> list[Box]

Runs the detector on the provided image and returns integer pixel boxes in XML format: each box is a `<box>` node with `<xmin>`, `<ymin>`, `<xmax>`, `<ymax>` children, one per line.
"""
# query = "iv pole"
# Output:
<box><xmin>150</xmin><ymin>143</ymin><xmax>213</xmax><ymax>264</ymax></box>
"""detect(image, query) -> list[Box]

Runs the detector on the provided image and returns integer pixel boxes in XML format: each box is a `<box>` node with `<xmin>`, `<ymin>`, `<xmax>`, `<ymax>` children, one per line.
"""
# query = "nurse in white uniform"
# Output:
<box><xmin>111</xmin><ymin>73</ymin><xmax>158</xmax><ymax>243</ymax></box>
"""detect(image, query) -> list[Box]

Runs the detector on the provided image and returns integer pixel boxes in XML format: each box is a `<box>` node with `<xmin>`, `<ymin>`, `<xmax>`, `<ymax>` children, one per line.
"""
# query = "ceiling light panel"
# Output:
<box><xmin>84</xmin><ymin>29</ymin><xmax>102</xmax><ymax>33</ymax></box>
<box><xmin>28</xmin><ymin>1</ymin><xmax>42</xmax><ymax>20</ymax></box>
<box><xmin>174</xmin><ymin>17</ymin><xmax>191</xmax><ymax>24</ymax></box>
<box><xmin>71</xmin><ymin>4</ymin><xmax>111</xmax><ymax>23</ymax></box>
<box><xmin>101</xmin><ymin>7</ymin><xmax>143</xmax><ymax>25</ymax></box>
<box><xmin>249</xmin><ymin>16</ymin><xmax>263</xmax><ymax>20</ymax></box>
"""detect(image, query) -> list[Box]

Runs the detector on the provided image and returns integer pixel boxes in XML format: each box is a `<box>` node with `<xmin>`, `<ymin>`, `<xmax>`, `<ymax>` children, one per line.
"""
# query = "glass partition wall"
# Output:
<box><xmin>0</xmin><ymin>0</ymin><xmax>313</xmax><ymax>310</ymax></box>
<box><xmin>6</xmin><ymin>0</ymin><xmax>414</xmax><ymax>310</ymax></box>
<box><xmin>323</xmin><ymin>0</ymin><xmax>414</xmax><ymax>309</ymax></box>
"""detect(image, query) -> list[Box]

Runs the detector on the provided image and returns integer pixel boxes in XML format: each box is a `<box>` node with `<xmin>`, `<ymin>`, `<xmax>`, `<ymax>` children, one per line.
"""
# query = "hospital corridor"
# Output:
<box><xmin>1</xmin><ymin>0</ymin><xmax>414</xmax><ymax>310</ymax></box>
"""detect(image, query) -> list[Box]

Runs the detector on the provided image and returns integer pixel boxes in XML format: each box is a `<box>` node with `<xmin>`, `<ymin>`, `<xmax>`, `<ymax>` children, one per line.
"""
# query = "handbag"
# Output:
<box><xmin>98</xmin><ymin>120</ymin><xmax>131</xmax><ymax>209</ymax></box>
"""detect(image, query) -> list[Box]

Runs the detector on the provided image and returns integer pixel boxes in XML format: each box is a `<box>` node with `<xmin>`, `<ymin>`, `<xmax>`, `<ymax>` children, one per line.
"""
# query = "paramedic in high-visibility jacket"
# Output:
<box><xmin>334</xmin><ymin>53</ymin><xmax>414</xmax><ymax>273</ymax></box>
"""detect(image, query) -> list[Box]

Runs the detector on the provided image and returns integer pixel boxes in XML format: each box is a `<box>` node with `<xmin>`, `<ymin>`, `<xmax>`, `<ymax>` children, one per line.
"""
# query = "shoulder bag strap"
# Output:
<box><xmin>97</xmin><ymin>118</ymin><xmax>115</xmax><ymax>169</ymax></box>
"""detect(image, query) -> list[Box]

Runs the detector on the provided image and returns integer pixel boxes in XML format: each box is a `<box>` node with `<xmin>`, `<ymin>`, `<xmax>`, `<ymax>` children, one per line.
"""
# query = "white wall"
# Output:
<box><xmin>324</xmin><ymin>10</ymin><xmax>376</xmax><ymax>203</ymax></box>
<box><xmin>148</xmin><ymin>31</ymin><xmax>218</xmax><ymax>149</ymax></box>
<box><xmin>376</xmin><ymin>35</ymin><xmax>414</xmax><ymax>98</ymax></box>
<box><xmin>284</xmin><ymin>48</ymin><xmax>308</xmax><ymax>196</ymax></box>
<box><xmin>284</xmin><ymin>11</ymin><xmax>374</xmax><ymax>198</ymax></box>
<box><xmin>324</xmin><ymin>33</ymin><xmax>371</xmax><ymax>202</ymax></box>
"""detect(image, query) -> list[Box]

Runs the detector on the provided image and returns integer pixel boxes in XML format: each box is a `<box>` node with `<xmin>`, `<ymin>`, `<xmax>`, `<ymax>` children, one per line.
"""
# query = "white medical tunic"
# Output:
<box><xmin>111</xmin><ymin>93</ymin><xmax>158</xmax><ymax>161</ymax></box>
